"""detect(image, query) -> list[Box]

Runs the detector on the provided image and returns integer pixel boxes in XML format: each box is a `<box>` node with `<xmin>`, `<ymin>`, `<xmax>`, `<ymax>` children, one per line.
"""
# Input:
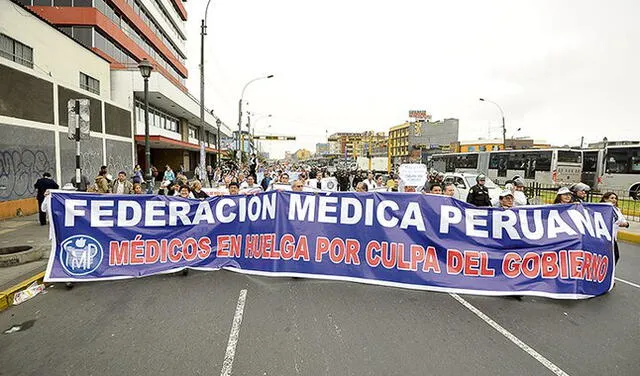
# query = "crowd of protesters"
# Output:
<box><xmin>34</xmin><ymin>159</ymin><xmax>630</xmax><ymax>256</ymax></box>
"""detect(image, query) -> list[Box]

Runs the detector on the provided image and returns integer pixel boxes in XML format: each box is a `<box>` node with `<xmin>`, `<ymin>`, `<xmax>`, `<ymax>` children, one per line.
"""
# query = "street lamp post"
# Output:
<box><xmin>216</xmin><ymin>118</ymin><xmax>221</xmax><ymax>166</ymax></box>
<box><xmin>199</xmin><ymin>0</ymin><xmax>214</xmax><ymax>180</ymax></box>
<box><xmin>237</xmin><ymin>75</ymin><xmax>273</xmax><ymax>165</ymax></box>
<box><xmin>479</xmin><ymin>98</ymin><xmax>506</xmax><ymax>150</ymax></box>
<box><xmin>249</xmin><ymin>113</ymin><xmax>271</xmax><ymax>154</ymax></box>
<box><xmin>138</xmin><ymin>58</ymin><xmax>153</xmax><ymax>193</ymax></box>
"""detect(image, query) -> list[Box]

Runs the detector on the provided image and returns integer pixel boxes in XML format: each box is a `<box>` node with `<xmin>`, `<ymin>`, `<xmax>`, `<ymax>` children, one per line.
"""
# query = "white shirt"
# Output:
<box><xmin>364</xmin><ymin>179</ymin><xmax>376</xmax><ymax>190</ymax></box>
<box><xmin>513</xmin><ymin>190</ymin><xmax>528</xmax><ymax>206</ymax></box>
<box><xmin>613</xmin><ymin>206</ymin><xmax>629</xmax><ymax>239</ymax></box>
<box><xmin>115</xmin><ymin>181</ymin><xmax>125</xmax><ymax>194</ymax></box>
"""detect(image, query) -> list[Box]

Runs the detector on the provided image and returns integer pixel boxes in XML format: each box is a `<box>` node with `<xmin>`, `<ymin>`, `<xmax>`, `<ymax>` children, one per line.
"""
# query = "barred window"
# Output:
<box><xmin>79</xmin><ymin>72</ymin><xmax>100</xmax><ymax>95</ymax></box>
<box><xmin>0</xmin><ymin>34</ymin><xmax>33</xmax><ymax>68</ymax></box>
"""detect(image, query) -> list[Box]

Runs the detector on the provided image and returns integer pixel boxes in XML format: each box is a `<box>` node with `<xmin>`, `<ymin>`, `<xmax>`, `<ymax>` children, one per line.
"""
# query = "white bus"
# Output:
<box><xmin>430</xmin><ymin>148</ymin><xmax>583</xmax><ymax>186</ymax></box>
<box><xmin>597</xmin><ymin>145</ymin><xmax>640</xmax><ymax>199</ymax></box>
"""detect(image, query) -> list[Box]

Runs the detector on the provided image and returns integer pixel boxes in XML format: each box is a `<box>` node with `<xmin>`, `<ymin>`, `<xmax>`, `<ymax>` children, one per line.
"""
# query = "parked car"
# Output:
<box><xmin>442</xmin><ymin>172</ymin><xmax>500</xmax><ymax>204</ymax></box>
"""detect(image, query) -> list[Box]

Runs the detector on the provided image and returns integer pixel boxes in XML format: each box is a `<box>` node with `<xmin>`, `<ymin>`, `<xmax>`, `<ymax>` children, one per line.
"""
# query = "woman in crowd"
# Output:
<box><xmin>132</xmin><ymin>183</ymin><xmax>144</xmax><ymax>194</ymax></box>
<box><xmin>553</xmin><ymin>187</ymin><xmax>573</xmax><ymax>204</ymax></box>
<box><xmin>163</xmin><ymin>165</ymin><xmax>175</xmax><ymax>182</ymax></box>
<box><xmin>355</xmin><ymin>182</ymin><xmax>368</xmax><ymax>192</ymax></box>
<box><xmin>132</xmin><ymin>165</ymin><xmax>143</xmax><ymax>185</ymax></box>
<box><xmin>601</xmin><ymin>192</ymin><xmax>630</xmax><ymax>264</ymax></box>
<box><xmin>191</xmin><ymin>180</ymin><xmax>209</xmax><ymax>199</ymax></box>
<box><xmin>178</xmin><ymin>185</ymin><xmax>194</xmax><ymax>199</ymax></box>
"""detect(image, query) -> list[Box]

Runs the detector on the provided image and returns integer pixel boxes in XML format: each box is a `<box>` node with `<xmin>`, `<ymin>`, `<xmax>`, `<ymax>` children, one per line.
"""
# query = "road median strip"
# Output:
<box><xmin>618</xmin><ymin>230</ymin><xmax>640</xmax><ymax>244</ymax></box>
<box><xmin>0</xmin><ymin>271</ymin><xmax>45</xmax><ymax>313</ymax></box>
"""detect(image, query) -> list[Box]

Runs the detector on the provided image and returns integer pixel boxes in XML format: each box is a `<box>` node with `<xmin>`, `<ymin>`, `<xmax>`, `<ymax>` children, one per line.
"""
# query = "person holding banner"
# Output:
<box><xmin>498</xmin><ymin>190</ymin><xmax>515</xmax><ymax>209</ymax></box>
<box><xmin>355</xmin><ymin>182</ymin><xmax>368</xmax><ymax>192</ymax></box>
<box><xmin>425</xmin><ymin>183</ymin><xmax>443</xmax><ymax>195</ymax></box>
<box><xmin>132</xmin><ymin>183</ymin><xmax>144</xmax><ymax>194</ymax></box>
<box><xmin>443</xmin><ymin>183</ymin><xmax>456</xmax><ymax>197</ymax></box>
<box><xmin>291</xmin><ymin>180</ymin><xmax>305</xmax><ymax>192</ymax></box>
<box><xmin>178</xmin><ymin>185</ymin><xmax>194</xmax><ymax>199</ymax></box>
<box><xmin>554</xmin><ymin>187</ymin><xmax>574</xmax><ymax>204</ymax></box>
<box><xmin>191</xmin><ymin>181</ymin><xmax>209</xmax><ymax>199</ymax></box>
<box><xmin>601</xmin><ymin>192</ymin><xmax>629</xmax><ymax>264</ymax></box>
<box><xmin>228</xmin><ymin>182</ymin><xmax>240</xmax><ymax>195</ymax></box>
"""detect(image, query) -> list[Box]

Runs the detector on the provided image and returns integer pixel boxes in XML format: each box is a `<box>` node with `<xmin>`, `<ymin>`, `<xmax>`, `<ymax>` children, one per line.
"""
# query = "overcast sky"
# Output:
<box><xmin>184</xmin><ymin>0</ymin><xmax>639</xmax><ymax>159</ymax></box>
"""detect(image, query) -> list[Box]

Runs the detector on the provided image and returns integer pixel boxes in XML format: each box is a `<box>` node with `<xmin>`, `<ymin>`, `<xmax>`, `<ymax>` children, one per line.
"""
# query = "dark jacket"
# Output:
<box><xmin>193</xmin><ymin>190</ymin><xmax>209</xmax><ymax>199</ymax></box>
<box><xmin>466</xmin><ymin>184</ymin><xmax>492</xmax><ymax>206</ymax></box>
<box><xmin>34</xmin><ymin>177</ymin><xmax>59</xmax><ymax>200</ymax></box>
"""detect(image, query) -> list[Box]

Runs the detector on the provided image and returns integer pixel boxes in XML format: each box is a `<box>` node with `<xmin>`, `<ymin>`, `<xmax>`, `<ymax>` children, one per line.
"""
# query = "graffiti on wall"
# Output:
<box><xmin>0</xmin><ymin>149</ymin><xmax>52</xmax><ymax>200</ymax></box>
<box><xmin>107</xmin><ymin>153</ymin><xmax>128</xmax><ymax>175</ymax></box>
<box><xmin>79</xmin><ymin>149</ymin><xmax>102</xmax><ymax>179</ymax></box>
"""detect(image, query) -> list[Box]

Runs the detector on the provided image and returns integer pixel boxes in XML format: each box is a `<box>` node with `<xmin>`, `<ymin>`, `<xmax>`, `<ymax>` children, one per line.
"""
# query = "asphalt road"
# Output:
<box><xmin>1</xmin><ymin>243</ymin><xmax>639</xmax><ymax>376</ymax></box>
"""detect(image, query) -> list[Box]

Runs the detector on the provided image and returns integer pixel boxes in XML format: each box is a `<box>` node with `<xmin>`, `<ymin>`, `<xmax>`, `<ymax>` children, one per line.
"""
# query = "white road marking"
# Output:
<box><xmin>220</xmin><ymin>289</ymin><xmax>248</xmax><ymax>376</ymax></box>
<box><xmin>450</xmin><ymin>293</ymin><xmax>570</xmax><ymax>376</ymax></box>
<box><xmin>615</xmin><ymin>277</ymin><xmax>640</xmax><ymax>289</ymax></box>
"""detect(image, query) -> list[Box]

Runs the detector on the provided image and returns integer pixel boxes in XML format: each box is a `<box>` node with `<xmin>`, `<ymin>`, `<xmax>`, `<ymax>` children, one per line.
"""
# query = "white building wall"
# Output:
<box><xmin>154</xmin><ymin>0</ymin><xmax>187</xmax><ymax>35</ymax></box>
<box><xmin>111</xmin><ymin>70</ymin><xmax>233</xmax><ymax>138</ymax></box>
<box><xmin>1</xmin><ymin>1</ymin><xmax>111</xmax><ymax>97</ymax></box>
<box><xmin>139</xmin><ymin>0</ymin><xmax>187</xmax><ymax>58</ymax></box>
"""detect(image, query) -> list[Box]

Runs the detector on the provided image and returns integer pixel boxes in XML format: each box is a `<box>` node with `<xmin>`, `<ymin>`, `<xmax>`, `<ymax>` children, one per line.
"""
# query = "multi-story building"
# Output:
<box><xmin>356</xmin><ymin>131</ymin><xmax>388</xmax><ymax>158</ymax></box>
<box><xmin>328</xmin><ymin>131</ymin><xmax>387</xmax><ymax>159</ymax></box>
<box><xmin>20</xmin><ymin>0</ymin><xmax>232</xmax><ymax>172</ymax></box>
<box><xmin>293</xmin><ymin>149</ymin><xmax>312</xmax><ymax>162</ymax></box>
<box><xmin>389</xmin><ymin>118</ymin><xmax>459</xmax><ymax>166</ymax></box>
<box><xmin>0</xmin><ymin>0</ymin><xmax>232</xmax><ymax>218</ymax></box>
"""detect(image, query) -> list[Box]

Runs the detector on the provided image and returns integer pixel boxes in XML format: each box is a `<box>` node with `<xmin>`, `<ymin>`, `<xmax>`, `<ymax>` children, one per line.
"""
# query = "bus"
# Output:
<box><xmin>429</xmin><ymin>148</ymin><xmax>583</xmax><ymax>186</ymax></box>
<box><xmin>597</xmin><ymin>145</ymin><xmax>640</xmax><ymax>199</ymax></box>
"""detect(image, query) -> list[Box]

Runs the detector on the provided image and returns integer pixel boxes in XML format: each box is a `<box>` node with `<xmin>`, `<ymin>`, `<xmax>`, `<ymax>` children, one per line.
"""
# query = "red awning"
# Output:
<box><xmin>134</xmin><ymin>135</ymin><xmax>221</xmax><ymax>153</ymax></box>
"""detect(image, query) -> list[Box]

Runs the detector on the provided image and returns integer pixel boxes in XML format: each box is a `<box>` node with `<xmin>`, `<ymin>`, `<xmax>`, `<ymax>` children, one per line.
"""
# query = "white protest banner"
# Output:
<box><xmin>399</xmin><ymin>164</ymin><xmax>427</xmax><ymax>187</ymax></box>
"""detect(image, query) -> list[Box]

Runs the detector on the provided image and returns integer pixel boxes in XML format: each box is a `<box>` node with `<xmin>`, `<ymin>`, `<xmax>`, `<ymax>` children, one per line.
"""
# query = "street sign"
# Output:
<box><xmin>67</xmin><ymin>99</ymin><xmax>90</xmax><ymax>140</ymax></box>
<box><xmin>399</xmin><ymin>163</ymin><xmax>427</xmax><ymax>187</ymax></box>
<box><xmin>253</xmin><ymin>135</ymin><xmax>296</xmax><ymax>141</ymax></box>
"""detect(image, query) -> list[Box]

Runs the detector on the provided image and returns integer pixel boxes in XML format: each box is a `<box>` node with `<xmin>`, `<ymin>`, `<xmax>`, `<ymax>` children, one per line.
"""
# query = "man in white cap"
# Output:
<box><xmin>570</xmin><ymin>182</ymin><xmax>590</xmax><ymax>203</ymax></box>
<box><xmin>498</xmin><ymin>190</ymin><xmax>515</xmax><ymax>209</ymax></box>
<box><xmin>512</xmin><ymin>177</ymin><xmax>529</xmax><ymax>206</ymax></box>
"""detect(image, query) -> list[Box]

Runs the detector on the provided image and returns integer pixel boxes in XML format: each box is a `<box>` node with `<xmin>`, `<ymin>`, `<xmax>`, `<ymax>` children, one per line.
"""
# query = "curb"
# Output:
<box><xmin>618</xmin><ymin>231</ymin><xmax>640</xmax><ymax>245</ymax></box>
<box><xmin>0</xmin><ymin>271</ymin><xmax>45</xmax><ymax>313</ymax></box>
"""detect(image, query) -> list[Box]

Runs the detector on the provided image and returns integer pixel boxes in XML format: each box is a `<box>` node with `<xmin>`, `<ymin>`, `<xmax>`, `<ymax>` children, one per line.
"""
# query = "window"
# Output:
<box><xmin>80</xmin><ymin>72</ymin><xmax>100</xmax><ymax>95</ymax></box>
<box><xmin>72</xmin><ymin>27</ymin><xmax>93</xmax><ymax>48</ymax></box>
<box><xmin>188</xmin><ymin>126</ymin><xmax>199</xmax><ymax>140</ymax></box>
<box><xmin>54</xmin><ymin>0</ymin><xmax>72</xmax><ymax>5</ymax></box>
<box><xmin>74</xmin><ymin>0</ymin><xmax>92</xmax><ymax>6</ymax></box>
<box><xmin>557</xmin><ymin>150</ymin><xmax>582</xmax><ymax>164</ymax></box>
<box><xmin>0</xmin><ymin>34</ymin><xmax>33</xmax><ymax>68</ymax></box>
<box><xmin>33</xmin><ymin>0</ymin><xmax>52</xmax><ymax>5</ymax></box>
<box><xmin>582</xmin><ymin>151</ymin><xmax>599</xmax><ymax>173</ymax></box>
<box><xmin>606</xmin><ymin>147</ymin><xmax>640</xmax><ymax>174</ymax></box>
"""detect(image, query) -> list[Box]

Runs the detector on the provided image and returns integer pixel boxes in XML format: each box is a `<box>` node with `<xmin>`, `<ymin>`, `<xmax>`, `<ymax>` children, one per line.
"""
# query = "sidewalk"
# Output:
<box><xmin>0</xmin><ymin>214</ymin><xmax>50</xmax><ymax>292</ymax></box>
<box><xmin>618</xmin><ymin>220</ymin><xmax>640</xmax><ymax>244</ymax></box>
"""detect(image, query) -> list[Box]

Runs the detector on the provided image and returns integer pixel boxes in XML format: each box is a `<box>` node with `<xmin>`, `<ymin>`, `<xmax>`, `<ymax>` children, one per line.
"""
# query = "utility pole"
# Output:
<box><xmin>74</xmin><ymin>100</ymin><xmax>81</xmax><ymax>187</ymax></box>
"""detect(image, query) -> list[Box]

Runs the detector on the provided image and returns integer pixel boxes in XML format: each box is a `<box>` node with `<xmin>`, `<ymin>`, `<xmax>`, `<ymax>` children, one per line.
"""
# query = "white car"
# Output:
<box><xmin>442</xmin><ymin>173</ymin><xmax>500</xmax><ymax>204</ymax></box>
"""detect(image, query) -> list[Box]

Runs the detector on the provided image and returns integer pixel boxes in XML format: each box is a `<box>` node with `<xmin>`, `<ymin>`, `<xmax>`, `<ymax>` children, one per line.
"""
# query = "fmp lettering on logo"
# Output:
<box><xmin>60</xmin><ymin>235</ymin><xmax>103</xmax><ymax>276</ymax></box>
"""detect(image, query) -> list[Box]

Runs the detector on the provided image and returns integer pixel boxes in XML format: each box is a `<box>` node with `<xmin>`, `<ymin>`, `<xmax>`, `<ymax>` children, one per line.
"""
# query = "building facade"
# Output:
<box><xmin>19</xmin><ymin>0</ymin><xmax>232</xmax><ymax>174</ymax></box>
<box><xmin>328</xmin><ymin>131</ymin><xmax>387</xmax><ymax>159</ymax></box>
<box><xmin>0</xmin><ymin>0</ymin><xmax>232</xmax><ymax>218</ymax></box>
<box><xmin>389</xmin><ymin>118</ymin><xmax>459</xmax><ymax>166</ymax></box>
<box><xmin>0</xmin><ymin>0</ymin><xmax>134</xmax><ymax>217</ymax></box>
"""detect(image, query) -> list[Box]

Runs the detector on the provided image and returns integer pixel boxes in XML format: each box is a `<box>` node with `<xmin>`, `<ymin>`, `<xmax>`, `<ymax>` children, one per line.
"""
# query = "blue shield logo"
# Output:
<box><xmin>59</xmin><ymin>235</ymin><xmax>103</xmax><ymax>276</ymax></box>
